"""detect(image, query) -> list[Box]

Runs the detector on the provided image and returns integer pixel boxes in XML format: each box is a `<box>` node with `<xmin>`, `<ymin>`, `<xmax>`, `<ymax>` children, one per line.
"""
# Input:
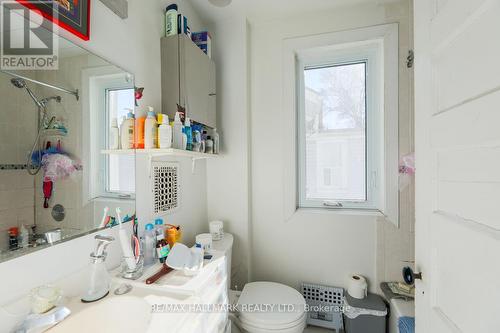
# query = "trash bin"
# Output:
<box><xmin>344</xmin><ymin>293</ymin><xmax>387</xmax><ymax>333</ymax></box>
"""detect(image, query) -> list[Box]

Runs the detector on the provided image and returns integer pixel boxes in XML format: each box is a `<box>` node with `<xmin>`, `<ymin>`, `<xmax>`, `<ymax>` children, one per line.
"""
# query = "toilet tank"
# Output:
<box><xmin>212</xmin><ymin>233</ymin><xmax>233</xmax><ymax>289</ymax></box>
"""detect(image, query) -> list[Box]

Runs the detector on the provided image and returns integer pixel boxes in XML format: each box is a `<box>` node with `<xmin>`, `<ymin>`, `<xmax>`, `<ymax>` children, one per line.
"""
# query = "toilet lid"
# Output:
<box><xmin>237</xmin><ymin>282</ymin><xmax>306</xmax><ymax>328</ymax></box>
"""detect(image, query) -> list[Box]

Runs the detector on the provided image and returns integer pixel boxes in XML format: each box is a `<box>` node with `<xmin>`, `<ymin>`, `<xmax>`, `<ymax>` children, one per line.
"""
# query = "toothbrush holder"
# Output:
<box><xmin>120</xmin><ymin>255</ymin><xmax>144</xmax><ymax>280</ymax></box>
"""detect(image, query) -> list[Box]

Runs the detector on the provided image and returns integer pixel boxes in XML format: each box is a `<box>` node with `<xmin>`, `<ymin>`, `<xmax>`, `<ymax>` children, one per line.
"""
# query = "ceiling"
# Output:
<box><xmin>186</xmin><ymin>0</ymin><xmax>400</xmax><ymax>24</ymax></box>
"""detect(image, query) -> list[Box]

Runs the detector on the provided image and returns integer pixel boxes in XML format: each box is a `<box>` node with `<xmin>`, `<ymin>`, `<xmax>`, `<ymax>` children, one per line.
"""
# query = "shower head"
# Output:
<box><xmin>10</xmin><ymin>78</ymin><xmax>26</xmax><ymax>88</ymax></box>
<box><xmin>10</xmin><ymin>77</ymin><xmax>43</xmax><ymax>108</ymax></box>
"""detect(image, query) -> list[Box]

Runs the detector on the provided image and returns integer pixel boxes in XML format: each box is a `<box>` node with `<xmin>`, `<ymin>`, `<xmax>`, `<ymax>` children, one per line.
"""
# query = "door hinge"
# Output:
<box><xmin>406</xmin><ymin>50</ymin><xmax>414</xmax><ymax>68</ymax></box>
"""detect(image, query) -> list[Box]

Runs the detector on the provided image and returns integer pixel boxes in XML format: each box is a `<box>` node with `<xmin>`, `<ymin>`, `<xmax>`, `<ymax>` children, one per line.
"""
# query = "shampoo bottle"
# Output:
<box><xmin>109</xmin><ymin>117</ymin><xmax>119</xmax><ymax>150</ymax></box>
<box><xmin>120</xmin><ymin>110</ymin><xmax>135</xmax><ymax>150</ymax></box>
<box><xmin>172</xmin><ymin>112</ymin><xmax>184</xmax><ymax>150</ymax></box>
<box><xmin>158</xmin><ymin>114</ymin><xmax>172</xmax><ymax>148</ymax></box>
<box><xmin>165</xmin><ymin>4</ymin><xmax>178</xmax><ymax>37</ymax></box>
<box><xmin>134</xmin><ymin>113</ymin><xmax>146</xmax><ymax>149</ymax></box>
<box><xmin>144</xmin><ymin>106</ymin><xmax>158</xmax><ymax>149</ymax></box>
<box><xmin>184</xmin><ymin>117</ymin><xmax>193</xmax><ymax>151</ymax></box>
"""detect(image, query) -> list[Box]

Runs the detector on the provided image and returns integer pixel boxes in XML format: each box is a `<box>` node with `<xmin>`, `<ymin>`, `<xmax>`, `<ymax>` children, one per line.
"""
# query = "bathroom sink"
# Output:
<box><xmin>49</xmin><ymin>296</ymin><xmax>151</xmax><ymax>333</ymax></box>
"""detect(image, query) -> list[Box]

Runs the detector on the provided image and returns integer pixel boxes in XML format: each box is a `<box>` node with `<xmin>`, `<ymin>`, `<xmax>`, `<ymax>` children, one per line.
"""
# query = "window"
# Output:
<box><xmin>285</xmin><ymin>24</ymin><xmax>399</xmax><ymax>223</ymax></box>
<box><xmin>297</xmin><ymin>39</ymin><xmax>387</xmax><ymax>210</ymax></box>
<box><xmin>303</xmin><ymin>62</ymin><xmax>367</xmax><ymax>204</ymax></box>
<box><xmin>105</xmin><ymin>88</ymin><xmax>135</xmax><ymax>195</ymax></box>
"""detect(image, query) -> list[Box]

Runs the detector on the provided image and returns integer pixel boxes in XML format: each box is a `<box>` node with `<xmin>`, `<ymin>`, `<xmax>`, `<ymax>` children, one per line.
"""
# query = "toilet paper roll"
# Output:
<box><xmin>348</xmin><ymin>274</ymin><xmax>368</xmax><ymax>299</ymax></box>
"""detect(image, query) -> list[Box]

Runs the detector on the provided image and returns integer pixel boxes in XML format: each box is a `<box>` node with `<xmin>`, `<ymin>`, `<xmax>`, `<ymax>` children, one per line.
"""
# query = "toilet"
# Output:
<box><xmin>213</xmin><ymin>234</ymin><xmax>307</xmax><ymax>333</ymax></box>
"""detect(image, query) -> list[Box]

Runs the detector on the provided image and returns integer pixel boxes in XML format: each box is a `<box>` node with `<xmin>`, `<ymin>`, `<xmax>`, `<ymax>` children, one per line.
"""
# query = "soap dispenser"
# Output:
<box><xmin>81</xmin><ymin>235</ymin><xmax>115</xmax><ymax>303</ymax></box>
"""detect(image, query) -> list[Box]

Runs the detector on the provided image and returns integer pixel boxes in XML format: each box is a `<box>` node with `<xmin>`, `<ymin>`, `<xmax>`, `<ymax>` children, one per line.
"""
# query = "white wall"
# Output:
<box><xmin>0</xmin><ymin>0</ymin><xmax>211</xmax><ymax>310</ymax></box>
<box><xmin>249</xmin><ymin>1</ymin><xmax>413</xmax><ymax>291</ymax></box>
<box><xmin>207</xmin><ymin>16</ymin><xmax>251</xmax><ymax>289</ymax></box>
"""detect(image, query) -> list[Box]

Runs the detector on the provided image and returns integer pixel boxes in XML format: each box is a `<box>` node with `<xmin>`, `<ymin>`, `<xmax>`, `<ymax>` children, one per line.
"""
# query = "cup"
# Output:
<box><xmin>209</xmin><ymin>221</ymin><xmax>224</xmax><ymax>241</ymax></box>
<box><xmin>195</xmin><ymin>233</ymin><xmax>213</xmax><ymax>253</ymax></box>
<box><xmin>120</xmin><ymin>255</ymin><xmax>144</xmax><ymax>280</ymax></box>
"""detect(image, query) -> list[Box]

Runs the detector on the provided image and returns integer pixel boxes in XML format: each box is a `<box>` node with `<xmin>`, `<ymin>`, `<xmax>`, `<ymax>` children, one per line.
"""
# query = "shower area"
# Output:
<box><xmin>0</xmin><ymin>68</ymin><xmax>81</xmax><ymax>253</ymax></box>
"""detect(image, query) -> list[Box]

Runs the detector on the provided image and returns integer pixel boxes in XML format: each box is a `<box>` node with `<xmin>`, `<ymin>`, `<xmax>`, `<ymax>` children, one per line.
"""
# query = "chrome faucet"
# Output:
<box><xmin>81</xmin><ymin>235</ymin><xmax>114</xmax><ymax>303</ymax></box>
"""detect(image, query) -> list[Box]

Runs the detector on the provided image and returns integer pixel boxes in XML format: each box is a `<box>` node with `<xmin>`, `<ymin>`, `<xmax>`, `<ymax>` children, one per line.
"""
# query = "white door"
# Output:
<box><xmin>414</xmin><ymin>0</ymin><xmax>500</xmax><ymax>332</ymax></box>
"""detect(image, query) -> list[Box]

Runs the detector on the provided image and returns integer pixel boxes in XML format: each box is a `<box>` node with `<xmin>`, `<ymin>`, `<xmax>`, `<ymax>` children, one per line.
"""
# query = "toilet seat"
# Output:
<box><xmin>236</xmin><ymin>282</ymin><xmax>307</xmax><ymax>332</ymax></box>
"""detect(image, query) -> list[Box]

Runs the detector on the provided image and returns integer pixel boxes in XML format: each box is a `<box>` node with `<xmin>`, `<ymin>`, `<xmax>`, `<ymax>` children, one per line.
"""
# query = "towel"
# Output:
<box><xmin>399</xmin><ymin>316</ymin><xmax>415</xmax><ymax>333</ymax></box>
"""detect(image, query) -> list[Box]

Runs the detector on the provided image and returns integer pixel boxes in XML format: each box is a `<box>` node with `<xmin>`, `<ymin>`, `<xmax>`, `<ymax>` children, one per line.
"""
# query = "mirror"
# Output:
<box><xmin>0</xmin><ymin>19</ymin><xmax>136</xmax><ymax>262</ymax></box>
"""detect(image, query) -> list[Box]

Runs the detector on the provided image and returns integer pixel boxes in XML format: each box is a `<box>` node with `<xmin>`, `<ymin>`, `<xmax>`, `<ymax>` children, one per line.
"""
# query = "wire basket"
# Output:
<box><xmin>301</xmin><ymin>282</ymin><xmax>344</xmax><ymax>331</ymax></box>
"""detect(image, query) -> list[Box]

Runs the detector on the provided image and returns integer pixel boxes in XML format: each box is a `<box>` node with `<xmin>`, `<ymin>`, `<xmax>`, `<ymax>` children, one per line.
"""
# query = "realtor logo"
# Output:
<box><xmin>1</xmin><ymin>1</ymin><xmax>58</xmax><ymax>70</ymax></box>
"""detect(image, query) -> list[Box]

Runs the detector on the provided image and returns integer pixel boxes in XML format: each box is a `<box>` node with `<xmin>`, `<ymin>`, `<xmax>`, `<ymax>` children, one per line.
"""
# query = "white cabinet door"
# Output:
<box><xmin>414</xmin><ymin>1</ymin><xmax>500</xmax><ymax>332</ymax></box>
<box><xmin>182</xmin><ymin>35</ymin><xmax>210</xmax><ymax>126</ymax></box>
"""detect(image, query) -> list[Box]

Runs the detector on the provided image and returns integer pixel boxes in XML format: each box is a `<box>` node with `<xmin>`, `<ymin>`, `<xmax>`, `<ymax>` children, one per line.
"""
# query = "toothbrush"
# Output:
<box><xmin>116</xmin><ymin>207</ymin><xmax>136</xmax><ymax>270</ymax></box>
<box><xmin>98</xmin><ymin>207</ymin><xmax>109</xmax><ymax>228</ymax></box>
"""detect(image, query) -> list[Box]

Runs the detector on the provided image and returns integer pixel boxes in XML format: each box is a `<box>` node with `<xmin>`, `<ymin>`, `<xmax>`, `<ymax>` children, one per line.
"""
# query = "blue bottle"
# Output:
<box><xmin>184</xmin><ymin>117</ymin><xmax>193</xmax><ymax>151</ymax></box>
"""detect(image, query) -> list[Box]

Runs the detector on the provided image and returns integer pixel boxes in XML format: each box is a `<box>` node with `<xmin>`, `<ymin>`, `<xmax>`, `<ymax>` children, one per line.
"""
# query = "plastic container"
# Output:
<box><xmin>165</xmin><ymin>4</ymin><xmax>178</xmax><ymax>37</ymax></box>
<box><xmin>144</xmin><ymin>223</ymin><xmax>156</xmax><ymax>266</ymax></box>
<box><xmin>195</xmin><ymin>233</ymin><xmax>213</xmax><ymax>253</ymax></box>
<box><xmin>205</xmin><ymin>136</ymin><xmax>214</xmax><ymax>154</ymax></box>
<box><xmin>344</xmin><ymin>293</ymin><xmax>387</xmax><ymax>333</ymax></box>
<box><xmin>154</xmin><ymin>218</ymin><xmax>165</xmax><ymax>237</ymax></box>
<box><xmin>158</xmin><ymin>114</ymin><xmax>172</xmax><ymax>148</ymax></box>
<box><xmin>172</xmin><ymin>111</ymin><xmax>184</xmax><ymax>150</ymax></box>
<box><xmin>184</xmin><ymin>117</ymin><xmax>193</xmax><ymax>151</ymax></box>
<box><xmin>144</xmin><ymin>106</ymin><xmax>158</xmax><ymax>149</ymax></box>
<box><xmin>120</xmin><ymin>110</ymin><xmax>135</xmax><ymax>150</ymax></box>
<box><xmin>109</xmin><ymin>117</ymin><xmax>119</xmax><ymax>149</ymax></box>
<box><xmin>134</xmin><ymin>115</ymin><xmax>146</xmax><ymax>149</ymax></box>
<box><xmin>209</xmin><ymin>221</ymin><xmax>224</xmax><ymax>241</ymax></box>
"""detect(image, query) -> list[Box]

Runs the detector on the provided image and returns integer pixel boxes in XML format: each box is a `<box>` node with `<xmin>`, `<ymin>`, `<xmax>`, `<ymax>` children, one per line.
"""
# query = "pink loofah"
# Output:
<box><xmin>42</xmin><ymin>153</ymin><xmax>78</xmax><ymax>182</ymax></box>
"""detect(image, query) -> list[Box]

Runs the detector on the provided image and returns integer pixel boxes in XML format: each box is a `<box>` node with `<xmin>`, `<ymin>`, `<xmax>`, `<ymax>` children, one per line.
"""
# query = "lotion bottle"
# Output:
<box><xmin>120</xmin><ymin>110</ymin><xmax>135</xmax><ymax>150</ymax></box>
<box><xmin>144</xmin><ymin>106</ymin><xmax>158</xmax><ymax>149</ymax></box>
<box><xmin>158</xmin><ymin>114</ymin><xmax>172</xmax><ymax>148</ymax></box>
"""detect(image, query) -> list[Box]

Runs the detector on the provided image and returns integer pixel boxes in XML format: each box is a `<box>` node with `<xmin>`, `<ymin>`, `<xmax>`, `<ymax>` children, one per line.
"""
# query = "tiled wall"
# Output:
<box><xmin>0</xmin><ymin>72</ymin><xmax>38</xmax><ymax>251</ymax></box>
<box><xmin>32</xmin><ymin>55</ymin><xmax>89</xmax><ymax>234</ymax></box>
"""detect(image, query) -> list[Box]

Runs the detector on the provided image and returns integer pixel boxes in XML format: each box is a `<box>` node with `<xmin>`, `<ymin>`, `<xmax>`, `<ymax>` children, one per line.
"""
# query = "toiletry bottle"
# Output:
<box><xmin>120</xmin><ymin>110</ymin><xmax>135</xmax><ymax>150</ymax></box>
<box><xmin>213</xmin><ymin>128</ymin><xmax>220</xmax><ymax>154</ymax></box>
<box><xmin>144</xmin><ymin>106</ymin><xmax>158</xmax><ymax>149</ymax></box>
<box><xmin>158</xmin><ymin>114</ymin><xmax>172</xmax><ymax>149</ymax></box>
<box><xmin>172</xmin><ymin>111</ymin><xmax>184</xmax><ymax>150</ymax></box>
<box><xmin>165</xmin><ymin>4</ymin><xmax>178</xmax><ymax>37</ymax></box>
<box><xmin>144</xmin><ymin>223</ymin><xmax>156</xmax><ymax>266</ymax></box>
<box><xmin>155</xmin><ymin>219</ymin><xmax>169</xmax><ymax>263</ymax></box>
<box><xmin>206</xmin><ymin>136</ymin><xmax>214</xmax><ymax>154</ymax></box>
<box><xmin>19</xmin><ymin>224</ymin><xmax>29</xmax><ymax>248</ymax></box>
<box><xmin>154</xmin><ymin>218</ymin><xmax>165</xmax><ymax>238</ymax></box>
<box><xmin>184</xmin><ymin>117</ymin><xmax>193</xmax><ymax>151</ymax></box>
<box><xmin>134</xmin><ymin>112</ymin><xmax>146</xmax><ymax>149</ymax></box>
<box><xmin>8</xmin><ymin>227</ymin><xmax>18</xmax><ymax>250</ymax></box>
<box><xmin>109</xmin><ymin>117</ymin><xmax>119</xmax><ymax>150</ymax></box>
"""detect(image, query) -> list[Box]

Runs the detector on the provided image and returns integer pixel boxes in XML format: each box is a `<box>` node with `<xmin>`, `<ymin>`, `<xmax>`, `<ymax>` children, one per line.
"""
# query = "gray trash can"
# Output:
<box><xmin>344</xmin><ymin>293</ymin><xmax>387</xmax><ymax>333</ymax></box>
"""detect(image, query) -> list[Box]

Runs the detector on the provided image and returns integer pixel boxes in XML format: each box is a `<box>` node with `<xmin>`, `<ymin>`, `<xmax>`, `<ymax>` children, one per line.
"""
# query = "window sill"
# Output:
<box><xmin>92</xmin><ymin>196</ymin><xmax>135</xmax><ymax>204</ymax></box>
<box><xmin>295</xmin><ymin>207</ymin><xmax>384</xmax><ymax>217</ymax></box>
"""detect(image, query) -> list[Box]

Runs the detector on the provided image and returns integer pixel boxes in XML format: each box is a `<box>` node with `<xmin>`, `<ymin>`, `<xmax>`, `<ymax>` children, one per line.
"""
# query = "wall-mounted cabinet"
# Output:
<box><xmin>161</xmin><ymin>34</ymin><xmax>216</xmax><ymax>128</ymax></box>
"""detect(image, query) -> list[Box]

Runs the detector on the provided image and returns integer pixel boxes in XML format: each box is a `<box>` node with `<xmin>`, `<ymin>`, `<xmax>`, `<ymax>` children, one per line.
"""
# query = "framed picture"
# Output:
<box><xmin>16</xmin><ymin>0</ymin><xmax>91</xmax><ymax>40</ymax></box>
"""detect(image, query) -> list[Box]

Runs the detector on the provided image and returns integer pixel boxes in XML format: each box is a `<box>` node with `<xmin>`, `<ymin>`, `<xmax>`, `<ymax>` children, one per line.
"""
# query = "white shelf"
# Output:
<box><xmin>101</xmin><ymin>148</ymin><xmax>219</xmax><ymax>159</ymax></box>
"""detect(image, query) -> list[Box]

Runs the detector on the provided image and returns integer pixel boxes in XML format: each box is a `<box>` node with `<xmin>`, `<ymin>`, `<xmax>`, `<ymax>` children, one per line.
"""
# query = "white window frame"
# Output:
<box><xmin>104</xmin><ymin>87</ymin><xmax>135</xmax><ymax>196</ymax></box>
<box><xmin>81</xmin><ymin>67</ymin><xmax>135</xmax><ymax>203</ymax></box>
<box><xmin>297</xmin><ymin>45</ymin><xmax>382</xmax><ymax>210</ymax></box>
<box><xmin>282</xmin><ymin>23</ymin><xmax>399</xmax><ymax>226</ymax></box>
